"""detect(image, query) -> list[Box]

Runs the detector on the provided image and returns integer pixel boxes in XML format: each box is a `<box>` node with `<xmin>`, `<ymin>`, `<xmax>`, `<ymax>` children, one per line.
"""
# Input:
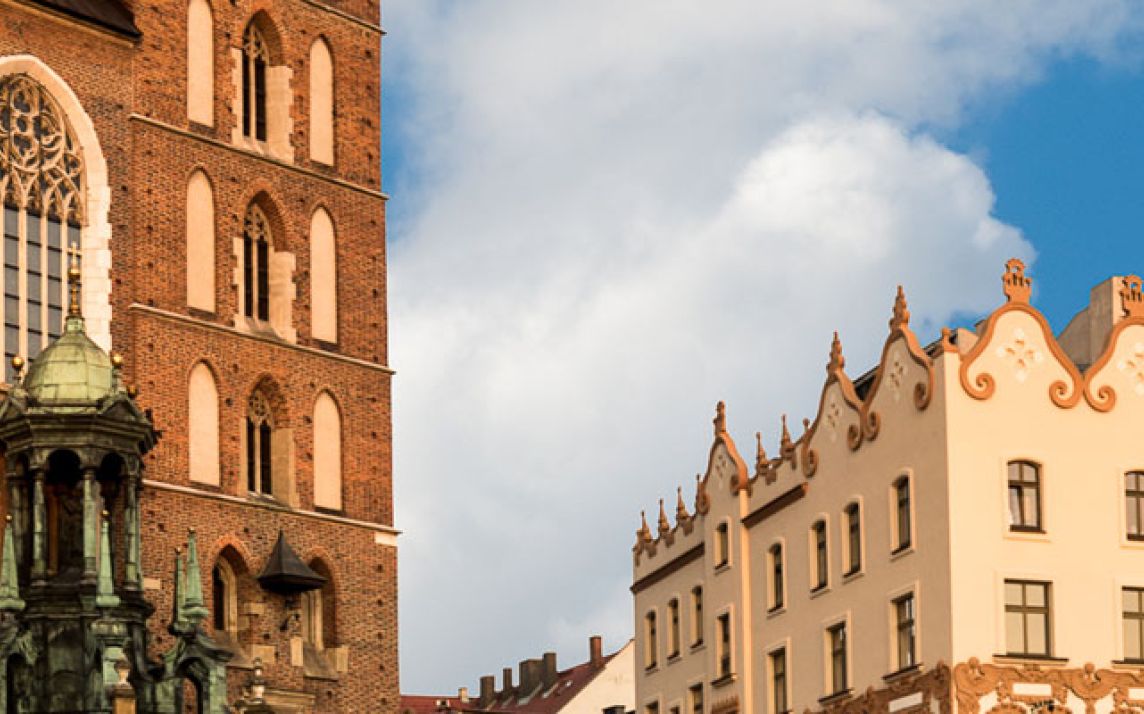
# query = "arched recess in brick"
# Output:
<box><xmin>309</xmin><ymin>207</ymin><xmax>336</xmax><ymax>343</ymax></box>
<box><xmin>188</xmin><ymin>361</ymin><xmax>220</xmax><ymax>486</ymax></box>
<box><xmin>211</xmin><ymin>545</ymin><xmax>249</xmax><ymax>652</ymax></box>
<box><xmin>243</xmin><ymin>374</ymin><xmax>296</xmax><ymax>505</ymax></box>
<box><xmin>308</xmin><ymin>38</ymin><xmax>334</xmax><ymax>165</ymax></box>
<box><xmin>234</xmin><ymin>12</ymin><xmax>292</xmax><ymax>161</ymax></box>
<box><xmin>186</xmin><ymin>0</ymin><xmax>214</xmax><ymax>126</ymax></box>
<box><xmin>303</xmin><ymin>557</ymin><xmax>337</xmax><ymax>649</ymax></box>
<box><xmin>0</xmin><ymin>56</ymin><xmax>112</xmax><ymax>352</ymax></box>
<box><xmin>185</xmin><ymin>169</ymin><xmax>215</xmax><ymax>311</ymax></box>
<box><xmin>312</xmin><ymin>390</ymin><xmax>342</xmax><ymax>511</ymax></box>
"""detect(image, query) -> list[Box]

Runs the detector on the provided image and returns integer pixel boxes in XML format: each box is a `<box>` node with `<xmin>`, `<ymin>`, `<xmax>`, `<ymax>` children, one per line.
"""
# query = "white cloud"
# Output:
<box><xmin>384</xmin><ymin>0</ymin><xmax>1139</xmax><ymax>693</ymax></box>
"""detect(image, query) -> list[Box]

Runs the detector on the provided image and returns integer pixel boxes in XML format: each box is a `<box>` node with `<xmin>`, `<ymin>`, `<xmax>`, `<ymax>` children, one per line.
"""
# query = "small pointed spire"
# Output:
<box><xmin>694</xmin><ymin>472</ymin><xmax>710</xmax><ymax>514</ymax></box>
<box><xmin>780</xmin><ymin>415</ymin><xmax>792</xmax><ymax>450</ymax></box>
<box><xmin>67</xmin><ymin>242</ymin><xmax>82</xmax><ymax>318</ymax></box>
<box><xmin>657</xmin><ymin>499</ymin><xmax>671</xmax><ymax>538</ymax></box>
<box><xmin>183</xmin><ymin>528</ymin><xmax>208</xmax><ymax>624</ymax></box>
<box><xmin>890</xmin><ymin>285</ymin><xmax>910</xmax><ymax>330</ymax></box>
<box><xmin>96</xmin><ymin>510</ymin><xmax>119</xmax><ymax>609</ymax></box>
<box><xmin>169</xmin><ymin>546</ymin><xmax>187</xmax><ymax>633</ymax></box>
<box><xmin>0</xmin><ymin>516</ymin><xmax>24</xmax><ymax>612</ymax></box>
<box><xmin>755</xmin><ymin>432</ymin><xmax>768</xmax><ymax>477</ymax></box>
<box><xmin>636</xmin><ymin>511</ymin><xmax>652</xmax><ymax>545</ymax></box>
<box><xmin>828</xmin><ymin>332</ymin><xmax>845</xmax><ymax>373</ymax></box>
<box><xmin>675</xmin><ymin>486</ymin><xmax>690</xmax><ymax>522</ymax></box>
<box><xmin>713</xmin><ymin>401</ymin><xmax>727</xmax><ymax>436</ymax></box>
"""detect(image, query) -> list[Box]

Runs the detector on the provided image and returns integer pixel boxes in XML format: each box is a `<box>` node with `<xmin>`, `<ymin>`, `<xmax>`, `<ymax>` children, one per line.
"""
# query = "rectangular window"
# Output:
<box><xmin>828</xmin><ymin>623</ymin><xmax>848</xmax><ymax>695</ymax></box>
<box><xmin>812</xmin><ymin>521</ymin><xmax>828</xmax><ymax>590</ymax></box>
<box><xmin>1124</xmin><ymin>587</ymin><xmax>1144</xmax><ymax>662</ymax></box>
<box><xmin>845</xmin><ymin>504</ymin><xmax>861</xmax><ymax>575</ymax></box>
<box><xmin>770</xmin><ymin>544</ymin><xmax>784</xmax><ymax>610</ymax></box>
<box><xmin>894</xmin><ymin>593</ymin><xmax>917</xmax><ymax>670</ymax></box>
<box><xmin>668</xmin><ymin>598</ymin><xmax>680</xmax><ymax>658</ymax></box>
<box><xmin>715</xmin><ymin>522</ymin><xmax>729</xmax><ymax>568</ymax></box>
<box><xmin>688</xmin><ymin>684</ymin><xmax>703</xmax><ymax>714</ymax></box>
<box><xmin>645</xmin><ymin>611</ymin><xmax>658</xmax><ymax>670</ymax></box>
<box><xmin>716</xmin><ymin>613</ymin><xmax>731</xmax><ymax>678</ymax></box>
<box><xmin>1004</xmin><ymin>580</ymin><xmax>1051</xmax><ymax>656</ymax></box>
<box><xmin>1127</xmin><ymin>473</ymin><xmax>1144</xmax><ymax>541</ymax></box>
<box><xmin>770</xmin><ymin>648</ymin><xmax>788</xmax><ymax>714</ymax></box>
<box><xmin>691</xmin><ymin>586</ymin><xmax>704</xmax><ymax>646</ymax></box>
<box><xmin>894</xmin><ymin>477</ymin><xmax>912</xmax><ymax>551</ymax></box>
<box><xmin>1007</xmin><ymin>461</ymin><xmax>1042</xmax><ymax>531</ymax></box>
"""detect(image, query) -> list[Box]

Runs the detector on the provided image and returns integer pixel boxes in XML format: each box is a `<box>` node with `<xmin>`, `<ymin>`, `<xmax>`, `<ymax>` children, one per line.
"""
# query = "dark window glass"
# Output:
<box><xmin>245</xmin><ymin>418</ymin><xmax>256</xmax><ymax>492</ymax></box>
<box><xmin>645</xmin><ymin>611</ymin><xmax>657</xmax><ymax>669</ymax></box>
<box><xmin>717</xmin><ymin>613</ymin><xmax>731</xmax><ymax>677</ymax></box>
<box><xmin>770</xmin><ymin>544</ymin><xmax>784</xmax><ymax>610</ymax></box>
<box><xmin>813</xmin><ymin>521</ymin><xmax>827</xmax><ymax>590</ymax></box>
<box><xmin>258</xmin><ymin>421</ymin><xmax>272</xmax><ymax>494</ymax></box>
<box><xmin>256</xmin><ymin>238</ymin><xmax>269</xmax><ymax>321</ymax></box>
<box><xmin>895</xmin><ymin>594</ymin><xmax>916</xmax><ymax>669</ymax></box>
<box><xmin>689</xmin><ymin>685</ymin><xmax>703</xmax><ymax>714</ymax></box>
<box><xmin>242</xmin><ymin>232</ymin><xmax>254</xmax><ymax>318</ymax></box>
<box><xmin>895</xmin><ymin>477</ymin><xmax>912</xmax><ymax>550</ymax></box>
<box><xmin>668</xmin><ymin>599</ymin><xmax>680</xmax><ymax>657</ymax></box>
<box><xmin>845</xmin><ymin>504</ymin><xmax>861</xmax><ymax>574</ymax></box>
<box><xmin>829</xmin><ymin>623</ymin><xmax>848</xmax><ymax>694</ymax></box>
<box><xmin>1004</xmin><ymin>580</ymin><xmax>1051</xmax><ymax>656</ymax></box>
<box><xmin>715</xmin><ymin>522</ymin><xmax>729</xmax><ymax>567</ymax></box>
<box><xmin>692</xmin><ymin>586</ymin><xmax>703</xmax><ymax>646</ymax></box>
<box><xmin>212</xmin><ymin>565</ymin><xmax>226</xmax><ymax>631</ymax></box>
<box><xmin>771</xmin><ymin>648</ymin><xmax>788</xmax><ymax>714</ymax></box>
<box><xmin>254</xmin><ymin>58</ymin><xmax>267</xmax><ymax>141</ymax></box>
<box><xmin>1007</xmin><ymin>461</ymin><xmax>1042</xmax><ymax>531</ymax></box>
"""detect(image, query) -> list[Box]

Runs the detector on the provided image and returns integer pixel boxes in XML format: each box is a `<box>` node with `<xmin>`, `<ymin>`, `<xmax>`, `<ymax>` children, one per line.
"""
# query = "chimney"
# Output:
<box><xmin>589</xmin><ymin>635</ymin><xmax>604</xmax><ymax>667</ymax></box>
<box><xmin>541</xmin><ymin>652</ymin><xmax>558</xmax><ymax>689</ymax></box>
<box><xmin>479</xmin><ymin>675</ymin><xmax>496</xmax><ymax>706</ymax></box>
<box><xmin>501</xmin><ymin>667</ymin><xmax>514</xmax><ymax>697</ymax></box>
<box><xmin>458</xmin><ymin>687</ymin><xmax>469</xmax><ymax>704</ymax></box>
<box><xmin>519</xmin><ymin>658</ymin><xmax>542</xmax><ymax>695</ymax></box>
<box><xmin>1058</xmin><ymin>276</ymin><xmax>1127</xmax><ymax>368</ymax></box>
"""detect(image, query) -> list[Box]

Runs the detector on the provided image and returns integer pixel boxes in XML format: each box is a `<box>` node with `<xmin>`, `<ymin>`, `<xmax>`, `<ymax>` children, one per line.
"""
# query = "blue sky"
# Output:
<box><xmin>380</xmin><ymin>3</ymin><xmax>1144</xmax><ymax>694</ymax></box>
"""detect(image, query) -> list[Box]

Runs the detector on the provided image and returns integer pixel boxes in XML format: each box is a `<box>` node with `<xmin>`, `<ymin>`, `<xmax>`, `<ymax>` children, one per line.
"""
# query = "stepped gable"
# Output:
<box><xmin>28</xmin><ymin>0</ymin><xmax>140</xmax><ymax>37</ymax></box>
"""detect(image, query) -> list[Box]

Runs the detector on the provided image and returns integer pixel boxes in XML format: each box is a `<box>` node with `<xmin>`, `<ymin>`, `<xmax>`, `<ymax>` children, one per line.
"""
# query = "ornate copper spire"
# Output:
<box><xmin>890</xmin><ymin>285</ymin><xmax>910</xmax><ymax>329</ymax></box>
<box><xmin>67</xmin><ymin>242</ymin><xmax>82</xmax><ymax>318</ymax></box>
<box><xmin>1121</xmin><ymin>275</ymin><xmax>1144</xmax><ymax>318</ymax></box>
<box><xmin>1002</xmin><ymin>258</ymin><xmax>1032</xmax><ymax>303</ymax></box>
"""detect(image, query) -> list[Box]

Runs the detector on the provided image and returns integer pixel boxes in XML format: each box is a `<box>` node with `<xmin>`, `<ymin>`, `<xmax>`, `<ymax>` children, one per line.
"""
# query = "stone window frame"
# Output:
<box><xmin>232</xmin><ymin>195</ymin><xmax>297</xmax><ymax>344</ymax></box>
<box><xmin>809</xmin><ymin>517</ymin><xmax>830</xmax><ymax>594</ymax></box>
<box><xmin>643</xmin><ymin>608</ymin><xmax>658</xmax><ymax>671</ymax></box>
<box><xmin>231</xmin><ymin>13</ymin><xmax>293</xmax><ymax>162</ymax></box>
<box><xmin>887</xmin><ymin>583</ymin><xmax>919</xmax><ymax>674</ymax></box>
<box><xmin>890</xmin><ymin>473</ymin><xmax>915</xmax><ymax>556</ymax></box>
<box><xmin>713</xmin><ymin>607</ymin><xmax>734</xmax><ymax>682</ymax></box>
<box><xmin>714</xmin><ymin>519</ymin><xmax>730</xmax><ymax>570</ymax></box>
<box><xmin>821</xmin><ymin>613</ymin><xmax>851</xmax><ymax>698</ymax></box>
<box><xmin>1007</xmin><ymin>460</ymin><xmax>1043</xmax><ymax>533</ymax></box>
<box><xmin>666</xmin><ymin>596</ymin><xmax>681</xmax><ymax>660</ymax></box>
<box><xmin>767</xmin><ymin>539</ymin><xmax>786</xmax><ymax>613</ymax></box>
<box><xmin>764</xmin><ymin>638</ymin><xmax>792</xmax><ymax>714</ymax></box>
<box><xmin>1125</xmin><ymin>471</ymin><xmax>1144</xmax><ymax>542</ymax></box>
<box><xmin>689</xmin><ymin>583</ymin><xmax>704</xmax><ymax>649</ymax></box>
<box><xmin>1003</xmin><ymin>578</ymin><xmax>1052</xmax><ymax>658</ymax></box>
<box><xmin>842</xmin><ymin>498</ymin><xmax>864</xmax><ymax>578</ymax></box>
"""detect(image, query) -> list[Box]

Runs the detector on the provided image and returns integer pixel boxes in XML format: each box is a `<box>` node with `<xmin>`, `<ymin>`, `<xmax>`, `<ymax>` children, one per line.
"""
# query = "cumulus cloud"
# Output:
<box><xmin>383</xmin><ymin>0</ymin><xmax>1140</xmax><ymax>692</ymax></box>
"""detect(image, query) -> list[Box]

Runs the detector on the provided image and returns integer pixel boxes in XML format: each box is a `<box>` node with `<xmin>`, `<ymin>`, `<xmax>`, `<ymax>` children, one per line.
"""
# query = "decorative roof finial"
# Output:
<box><xmin>1002</xmin><ymin>258</ymin><xmax>1032</xmax><ymax>303</ymax></box>
<box><xmin>713</xmin><ymin>401</ymin><xmax>726</xmax><ymax>436</ymax></box>
<box><xmin>96</xmin><ymin>511</ymin><xmax>119</xmax><ymax>609</ymax></box>
<box><xmin>676</xmin><ymin>486</ymin><xmax>690</xmax><ymax>522</ymax></box>
<box><xmin>828</xmin><ymin>332</ymin><xmax>845</xmax><ymax>374</ymax></box>
<box><xmin>67</xmin><ymin>242</ymin><xmax>82</xmax><ymax>318</ymax></box>
<box><xmin>755</xmin><ymin>431</ymin><xmax>768</xmax><ymax>477</ymax></box>
<box><xmin>780</xmin><ymin>414</ymin><xmax>792</xmax><ymax>450</ymax></box>
<box><xmin>0</xmin><ymin>515</ymin><xmax>24</xmax><ymax>613</ymax></box>
<box><xmin>890</xmin><ymin>285</ymin><xmax>910</xmax><ymax>329</ymax></box>
<box><xmin>1120</xmin><ymin>275</ymin><xmax>1144</xmax><ymax>318</ymax></box>
<box><xmin>694</xmin><ymin>473</ymin><xmax>710</xmax><ymax>515</ymax></box>
<box><xmin>657</xmin><ymin>499</ymin><xmax>671</xmax><ymax>538</ymax></box>
<box><xmin>636</xmin><ymin>511</ymin><xmax>652</xmax><ymax>545</ymax></box>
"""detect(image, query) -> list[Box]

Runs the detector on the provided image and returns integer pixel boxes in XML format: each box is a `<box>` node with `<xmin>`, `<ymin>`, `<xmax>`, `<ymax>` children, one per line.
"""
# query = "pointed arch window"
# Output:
<box><xmin>0</xmin><ymin>75</ymin><xmax>79</xmax><ymax>380</ymax></box>
<box><xmin>246</xmin><ymin>391</ymin><xmax>273</xmax><ymax>495</ymax></box>
<box><xmin>242</xmin><ymin>23</ymin><xmax>269</xmax><ymax>142</ymax></box>
<box><xmin>242</xmin><ymin>204</ymin><xmax>270</xmax><ymax>322</ymax></box>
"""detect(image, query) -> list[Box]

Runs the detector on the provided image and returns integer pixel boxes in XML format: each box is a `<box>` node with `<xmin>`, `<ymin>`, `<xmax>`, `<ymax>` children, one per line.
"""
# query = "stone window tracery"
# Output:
<box><xmin>242</xmin><ymin>24</ymin><xmax>269</xmax><ymax>142</ymax></box>
<box><xmin>246</xmin><ymin>390</ymin><xmax>273</xmax><ymax>495</ymax></box>
<box><xmin>0</xmin><ymin>74</ymin><xmax>79</xmax><ymax>378</ymax></box>
<box><xmin>242</xmin><ymin>204</ymin><xmax>270</xmax><ymax>322</ymax></box>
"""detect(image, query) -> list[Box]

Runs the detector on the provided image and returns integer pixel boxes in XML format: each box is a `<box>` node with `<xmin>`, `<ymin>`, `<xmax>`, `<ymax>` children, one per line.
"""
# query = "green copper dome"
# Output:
<box><xmin>23</xmin><ymin>314</ymin><xmax>114</xmax><ymax>404</ymax></box>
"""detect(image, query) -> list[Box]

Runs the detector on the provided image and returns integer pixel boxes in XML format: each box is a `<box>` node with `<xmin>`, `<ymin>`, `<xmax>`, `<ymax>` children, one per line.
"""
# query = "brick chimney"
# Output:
<box><xmin>458</xmin><ymin>687</ymin><xmax>469</xmax><ymax>704</ymax></box>
<box><xmin>479</xmin><ymin>675</ymin><xmax>496</xmax><ymax>707</ymax></box>
<box><xmin>541</xmin><ymin>652</ymin><xmax>558</xmax><ymax>689</ymax></box>
<box><xmin>589</xmin><ymin>635</ymin><xmax>604</xmax><ymax>668</ymax></box>
<box><xmin>501</xmin><ymin>667</ymin><xmax>514</xmax><ymax>697</ymax></box>
<box><xmin>1058</xmin><ymin>276</ymin><xmax>1129</xmax><ymax>369</ymax></box>
<box><xmin>519</xmin><ymin>658</ymin><xmax>542</xmax><ymax>695</ymax></box>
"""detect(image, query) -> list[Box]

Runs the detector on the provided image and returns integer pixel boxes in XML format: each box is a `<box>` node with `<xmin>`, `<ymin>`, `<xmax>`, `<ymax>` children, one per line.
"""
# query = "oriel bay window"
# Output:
<box><xmin>1007</xmin><ymin>461</ymin><xmax>1042</xmax><ymax>532</ymax></box>
<box><xmin>1004</xmin><ymin>579</ymin><xmax>1051</xmax><ymax>657</ymax></box>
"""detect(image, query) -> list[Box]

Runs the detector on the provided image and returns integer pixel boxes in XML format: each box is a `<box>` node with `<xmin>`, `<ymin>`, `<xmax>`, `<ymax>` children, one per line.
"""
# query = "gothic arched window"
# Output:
<box><xmin>242</xmin><ymin>204</ymin><xmax>270</xmax><ymax>322</ymax></box>
<box><xmin>0</xmin><ymin>75</ymin><xmax>81</xmax><ymax>379</ymax></box>
<box><xmin>246</xmin><ymin>390</ymin><xmax>273</xmax><ymax>495</ymax></box>
<box><xmin>242</xmin><ymin>23</ymin><xmax>269</xmax><ymax>142</ymax></box>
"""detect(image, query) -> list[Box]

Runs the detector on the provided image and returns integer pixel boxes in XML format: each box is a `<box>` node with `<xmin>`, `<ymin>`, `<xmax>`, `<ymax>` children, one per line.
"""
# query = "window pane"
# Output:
<box><xmin>1027</xmin><ymin>613</ymin><xmax>1047</xmax><ymax>654</ymax></box>
<box><xmin>1125</xmin><ymin>588</ymin><xmax>1141</xmax><ymax>614</ymax></box>
<box><xmin>1004</xmin><ymin>582</ymin><xmax>1023</xmax><ymax>605</ymax></box>
<box><xmin>1026</xmin><ymin>583</ymin><xmax>1045</xmax><ymax>608</ymax></box>
<box><xmin>1125</xmin><ymin>619</ymin><xmax>1141</xmax><ymax>661</ymax></box>
<box><xmin>1130</xmin><ymin>497</ymin><xmax>1140</xmax><ymax>536</ymax></box>
<box><xmin>1022</xmin><ymin>489</ymin><xmax>1040</xmax><ymax>528</ymax></box>
<box><xmin>1005</xmin><ymin>611</ymin><xmax>1024</xmax><ymax>651</ymax></box>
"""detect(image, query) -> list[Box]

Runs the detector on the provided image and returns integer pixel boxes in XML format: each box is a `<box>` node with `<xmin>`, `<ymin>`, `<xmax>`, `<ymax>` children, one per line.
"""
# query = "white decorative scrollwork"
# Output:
<box><xmin>995</xmin><ymin>327</ymin><xmax>1044</xmax><ymax>384</ymax></box>
<box><xmin>0</xmin><ymin>74</ymin><xmax>84</xmax><ymax>223</ymax></box>
<box><xmin>1117</xmin><ymin>341</ymin><xmax>1144</xmax><ymax>397</ymax></box>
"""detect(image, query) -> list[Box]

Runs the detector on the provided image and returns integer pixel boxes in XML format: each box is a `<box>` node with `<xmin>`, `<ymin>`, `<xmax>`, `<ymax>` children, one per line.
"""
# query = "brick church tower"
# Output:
<box><xmin>0</xmin><ymin>0</ymin><xmax>396</xmax><ymax>711</ymax></box>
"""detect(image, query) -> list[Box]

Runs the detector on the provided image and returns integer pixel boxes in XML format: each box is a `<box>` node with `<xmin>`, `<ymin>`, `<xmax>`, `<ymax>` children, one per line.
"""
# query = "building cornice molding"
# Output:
<box><xmin>298</xmin><ymin>0</ymin><xmax>384</xmax><ymax>35</ymax></box>
<box><xmin>143</xmin><ymin>478</ymin><xmax>400</xmax><ymax>542</ymax></box>
<box><xmin>630</xmin><ymin>543</ymin><xmax>704</xmax><ymax>595</ymax></box>
<box><xmin>742</xmin><ymin>482</ymin><xmax>807</xmax><ymax>529</ymax></box>
<box><xmin>128</xmin><ymin>304</ymin><xmax>394</xmax><ymax>375</ymax></box>
<box><xmin>129</xmin><ymin>113</ymin><xmax>388</xmax><ymax>202</ymax></box>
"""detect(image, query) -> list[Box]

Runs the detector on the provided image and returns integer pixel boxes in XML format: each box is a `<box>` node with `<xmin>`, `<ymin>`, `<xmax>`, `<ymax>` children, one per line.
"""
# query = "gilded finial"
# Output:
<box><xmin>9</xmin><ymin>355</ymin><xmax>22</xmax><ymax>377</ymax></box>
<box><xmin>890</xmin><ymin>285</ymin><xmax>910</xmax><ymax>329</ymax></box>
<box><xmin>828</xmin><ymin>332</ymin><xmax>845</xmax><ymax>373</ymax></box>
<box><xmin>1001</xmin><ymin>258</ymin><xmax>1032</xmax><ymax>303</ymax></box>
<box><xmin>67</xmin><ymin>242</ymin><xmax>82</xmax><ymax>317</ymax></box>
<box><xmin>111</xmin><ymin>352</ymin><xmax>124</xmax><ymax>369</ymax></box>
<box><xmin>1120</xmin><ymin>275</ymin><xmax>1144</xmax><ymax>318</ymax></box>
<box><xmin>657</xmin><ymin>498</ymin><xmax>671</xmax><ymax>537</ymax></box>
<box><xmin>127</xmin><ymin>385</ymin><xmax>138</xmax><ymax>399</ymax></box>
<box><xmin>713</xmin><ymin>401</ymin><xmax>726</xmax><ymax>436</ymax></box>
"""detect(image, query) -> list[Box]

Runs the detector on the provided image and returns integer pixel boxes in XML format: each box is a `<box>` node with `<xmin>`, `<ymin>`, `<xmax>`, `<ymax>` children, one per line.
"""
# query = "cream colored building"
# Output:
<box><xmin>632</xmin><ymin>261</ymin><xmax>1144</xmax><ymax>714</ymax></box>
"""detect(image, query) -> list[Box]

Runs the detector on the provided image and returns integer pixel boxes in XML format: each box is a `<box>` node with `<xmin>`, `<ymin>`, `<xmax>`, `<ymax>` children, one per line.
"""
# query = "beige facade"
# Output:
<box><xmin>632</xmin><ymin>262</ymin><xmax>1144</xmax><ymax>714</ymax></box>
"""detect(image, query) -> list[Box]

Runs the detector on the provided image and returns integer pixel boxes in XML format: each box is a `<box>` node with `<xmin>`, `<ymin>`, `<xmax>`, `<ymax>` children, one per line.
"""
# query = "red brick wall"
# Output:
<box><xmin>0</xmin><ymin>2</ymin><xmax>397</xmax><ymax>711</ymax></box>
